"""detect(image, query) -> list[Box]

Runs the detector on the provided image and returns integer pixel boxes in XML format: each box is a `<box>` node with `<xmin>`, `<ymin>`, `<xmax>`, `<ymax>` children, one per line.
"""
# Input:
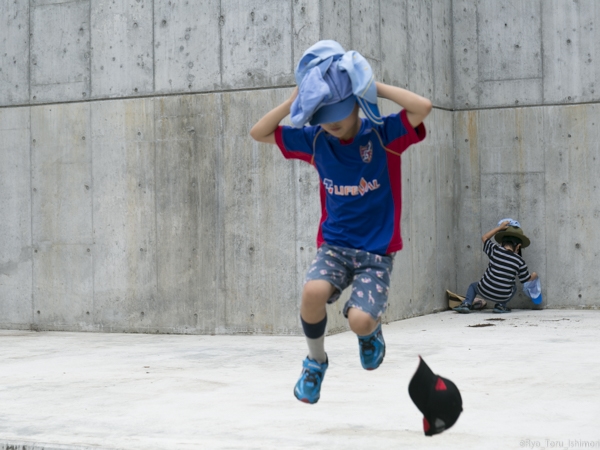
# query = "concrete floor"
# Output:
<box><xmin>1</xmin><ymin>309</ymin><xmax>599</xmax><ymax>450</ymax></box>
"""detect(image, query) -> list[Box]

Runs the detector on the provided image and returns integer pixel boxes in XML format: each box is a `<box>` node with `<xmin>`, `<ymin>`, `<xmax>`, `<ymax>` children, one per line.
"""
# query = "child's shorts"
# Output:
<box><xmin>305</xmin><ymin>244</ymin><xmax>395</xmax><ymax>320</ymax></box>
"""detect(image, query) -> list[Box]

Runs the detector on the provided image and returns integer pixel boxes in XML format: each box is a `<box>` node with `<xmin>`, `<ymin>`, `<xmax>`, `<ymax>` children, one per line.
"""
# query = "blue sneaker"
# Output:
<box><xmin>294</xmin><ymin>356</ymin><xmax>328</xmax><ymax>404</ymax></box>
<box><xmin>358</xmin><ymin>323</ymin><xmax>386</xmax><ymax>370</ymax></box>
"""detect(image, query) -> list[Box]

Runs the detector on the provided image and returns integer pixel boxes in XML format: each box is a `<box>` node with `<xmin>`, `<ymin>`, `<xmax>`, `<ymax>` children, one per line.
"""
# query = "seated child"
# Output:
<box><xmin>454</xmin><ymin>220</ymin><xmax>537</xmax><ymax>314</ymax></box>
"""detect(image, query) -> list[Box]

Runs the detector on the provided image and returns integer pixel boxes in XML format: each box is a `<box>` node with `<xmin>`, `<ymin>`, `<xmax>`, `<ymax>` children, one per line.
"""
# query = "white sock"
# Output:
<box><xmin>306</xmin><ymin>335</ymin><xmax>327</xmax><ymax>363</ymax></box>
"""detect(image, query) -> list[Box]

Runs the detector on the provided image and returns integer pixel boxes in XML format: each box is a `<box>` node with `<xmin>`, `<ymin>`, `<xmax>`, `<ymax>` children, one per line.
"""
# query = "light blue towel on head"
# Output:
<box><xmin>290</xmin><ymin>60</ymin><xmax>354</xmax><ymax>127</ymax></box>
<box><xmin>294</xmin><ymin>40</ymin><xmax>344</xmax><ymax>85</ymax></box>
<box><xmin>291</xmin><ymin>40</ymin><xmax>383</xmax><ymax>127</ymax></box>
<box><xmin>339</xmin><ymin>51</ymin><xmax>381</xmax><ymax>125</ymax></box>
<box><xmin>498</xmin><ymin>218</ymin><xmax>521</xmax><ymax>228</ymax></box>
<box><xmin>290</xmin><ymin>67</ymin><xmax>333</xmax><ymax>128</ymax></box>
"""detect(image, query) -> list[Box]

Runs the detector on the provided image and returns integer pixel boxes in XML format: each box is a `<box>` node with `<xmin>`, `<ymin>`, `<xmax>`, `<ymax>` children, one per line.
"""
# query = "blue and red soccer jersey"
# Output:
<box><xmin>275</xmin><ymin>109</ymin><xmax>426</xmax><ymax>255</ymax></box>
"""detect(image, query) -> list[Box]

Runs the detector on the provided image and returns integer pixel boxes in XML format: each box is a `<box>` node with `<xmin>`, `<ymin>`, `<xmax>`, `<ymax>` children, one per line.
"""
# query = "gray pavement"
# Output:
<box><xmin>1</xmin><ymin>309</ymin><xmax>599</xmax><ymax>450</ymax></box>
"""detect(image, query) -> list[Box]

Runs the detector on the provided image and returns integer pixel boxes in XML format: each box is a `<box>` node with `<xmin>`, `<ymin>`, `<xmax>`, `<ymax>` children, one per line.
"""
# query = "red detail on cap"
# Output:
<box><xmin>423</xmin><ymin>417</ymin><xmax>430</xmax><ymax>432</ymax></box>
<box><xmin>435</xmin><ymin>378</ymin><xmax>447</xmax><ymax>391</ymax></box>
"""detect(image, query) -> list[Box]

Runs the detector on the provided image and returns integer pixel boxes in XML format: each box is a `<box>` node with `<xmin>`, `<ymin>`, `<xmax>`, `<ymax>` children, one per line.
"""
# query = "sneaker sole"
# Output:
<box><xmin>294</xmin><ymin>390</ymin><xmax>319</xmax><ymax>404</ymax></box>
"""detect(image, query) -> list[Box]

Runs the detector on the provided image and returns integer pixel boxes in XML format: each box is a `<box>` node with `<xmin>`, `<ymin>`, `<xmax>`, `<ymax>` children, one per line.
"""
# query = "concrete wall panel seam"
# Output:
<box><xmin>290</xmin><ymin>0</ymin><xmax>294</xmax><ymax>75</ymax></box>
<box><xmin>89</xmin><ymin>100</ymin><xmax>95</xmax><ymax>323</ymax></box>
<box><xmin>450</xmin><ymin>0</ymin><xmax>456</xmax><ymax>111</ymax></box>
<box><xmin>430</xmin><ymin>0</ymin><xmax>436</xmax><ymax>110</ymax></box>
<box><xmin>540</xmin><ymin>0</ymin><xmax>545</xmax><ymax>104</ymax></box>
<box><xmin>474</xmin><ymin>0</ymin><xmax>480</xmax><ymax>107</ymax></box>
<box><xmin>219</xmin><ymin>0</ymin><xmax>223</xmax><ymax>88</ymax></box>
<box><xmin>349</xmin><ymin>0</ymin><xmax>352</xmax><ymax>50</ymax></box>
<box><xmin>29</xmin><ymin>0</ymin><xmax>32</xmax><ymax>103</ymax></box>
<box><xmin>88</xmin><ymin>0</ymin><xmax>92</xmax><ymax>97</ymax></box>
<box><xmin>29</xmin><ymin>105</ymin><xmax>35</xmax><ymax>326</ymax></box>
<box><xmin>378</xmin><ymin>0</ymin><xmax>382</xmax><ymax>81</ymax></box>
<box><xmin>152</xmin><ymin>0</ymin><xmax>156</xmax><ymax>93</ymax></box>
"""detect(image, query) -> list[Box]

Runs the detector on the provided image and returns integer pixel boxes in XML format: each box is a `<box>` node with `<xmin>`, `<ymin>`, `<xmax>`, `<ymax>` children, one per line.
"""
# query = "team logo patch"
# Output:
<box><xmin>360</xmin><ymin>141</ymin><xmax>373</xmax><ymax>163</ymax></box>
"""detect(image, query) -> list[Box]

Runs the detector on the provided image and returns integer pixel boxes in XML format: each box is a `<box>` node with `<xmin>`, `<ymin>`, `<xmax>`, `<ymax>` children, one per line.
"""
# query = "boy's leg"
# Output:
<box><xmin>463</xmin><ymin>282</ymin><xmax>478</xmax><ymax>304</ymax></box>
<box><xmin>295</xmin><ymin>245</ymin><xmax>351</xmax><ymax>404</ymax></box>
<box><xmin>343</xmin><ymin>250</ymin><xmax>394</xmax><ymax>370</ymax></box>
<box><xmin>453</xmin><ymin>282</ymin><xmax>478</xmax><ymax>313</ymax></box>
<box><xmin>301</xmin><ymin>280</ymin><xmax>336</xmax><ymax>363</ymax></box>
<box><xmin>348</xmin><ymin>307</ymin><xmax>385</xmax><ymax>370</ymax></box>
<box><xmin>493</xmin><ymin>286</ymin><xmax>516</xmax><ymax>313</ymax></box>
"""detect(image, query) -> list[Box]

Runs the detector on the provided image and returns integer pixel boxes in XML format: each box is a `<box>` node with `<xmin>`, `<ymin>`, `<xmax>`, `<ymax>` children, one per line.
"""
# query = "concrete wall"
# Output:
<box><xmin>455</xmin><ymin>104</ymin><xmax>600</xmax><ymax>310</ymax></box>
<box><xmin>4</xmin><ymin>0</ymin><xmax>598</xmax><ymax>335</ymax></box>
<box><xmin>0</xmin><ymin>0</ymin><xmax>453</xmax><ymax>107</ymax></box>
<box><xmin>0</xmin><ymin>0</ymin><xmax>456</xmax><ymax>334</ymax></box>
<box><xmin>453</xmin><ymin>0</ymin><xmax>600</xmax><ymax>109</ymax></box>
<box><xmin>452</xmin><ymin>1</ymin><xmax>600</xmax><ymax>310</ymax></box>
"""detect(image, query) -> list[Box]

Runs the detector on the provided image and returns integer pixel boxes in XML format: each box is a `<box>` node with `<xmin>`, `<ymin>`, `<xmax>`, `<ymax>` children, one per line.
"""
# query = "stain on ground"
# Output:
<box><xmin>468</xmin><ymin>323</ymin><xmax>495</xmax><ymax>328</ymax></box>
<box><xmin>485</xmin><ymin>318</ymin><xmax>505</xmax><ymax>321</ymax></box>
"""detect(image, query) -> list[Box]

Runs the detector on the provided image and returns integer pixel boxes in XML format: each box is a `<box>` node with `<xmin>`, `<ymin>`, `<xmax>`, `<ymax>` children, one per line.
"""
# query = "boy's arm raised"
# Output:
<box><xmin>250</xmin><ymin>87</ymin><xmax>298</xmax><ymax>145</ymax></box>
<box><xmin>375</xmin><ymin>82</ymin><xmax>432</xmax><ymax>128</ymax></box>
<box><xmin>482</xmin><ymin>220</ymin><xmax>510</xmax><ymax>243</ymax></box>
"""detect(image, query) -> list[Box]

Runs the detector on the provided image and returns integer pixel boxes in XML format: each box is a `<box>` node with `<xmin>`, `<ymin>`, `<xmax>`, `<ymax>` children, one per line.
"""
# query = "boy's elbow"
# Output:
<box><xmin>250</xmin><ymin>127</ymin><xmax>266</xmax><ymax>143</ymax></box>
<box><xmin>422</xmin><ymin>99</ymin><xmax>433</xmax><ymax>116</ymax></box>
<box><xmin>414</xmin><ymin>99</ymin><xmax>432</xmax><ymax>125</ymax></box>
<box><xmin>249</xmin><ymin>126</ymin><xmax>276</xmax><ymax>145</ymax></box>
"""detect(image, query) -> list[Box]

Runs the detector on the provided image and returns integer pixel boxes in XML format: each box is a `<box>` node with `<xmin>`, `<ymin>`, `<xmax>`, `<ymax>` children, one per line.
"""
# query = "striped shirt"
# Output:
<box><xmin>477</xmin><ymin>239</ymin><xmax>531</xmax><ymax>301</ymax></box>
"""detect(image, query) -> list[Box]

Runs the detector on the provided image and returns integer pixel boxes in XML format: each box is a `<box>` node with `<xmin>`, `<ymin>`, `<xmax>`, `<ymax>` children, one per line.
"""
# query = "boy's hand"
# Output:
<box><xmin>375</xmin><ymin>82</ymin><xmax>432</xmax><ymax>127</ymax></box>
<box><xmin>482</xmin><ymin>220</ymin><xmax>510</xmax><ymax>243</ymax></box>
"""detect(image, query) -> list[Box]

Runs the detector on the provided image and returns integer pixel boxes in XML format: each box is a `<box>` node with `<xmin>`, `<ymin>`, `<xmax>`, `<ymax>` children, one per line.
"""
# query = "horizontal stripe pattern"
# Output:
<box><xmin>477</xmin><ymin>239</ymin><xmax>530</xmax><ymax>301</ymax></box>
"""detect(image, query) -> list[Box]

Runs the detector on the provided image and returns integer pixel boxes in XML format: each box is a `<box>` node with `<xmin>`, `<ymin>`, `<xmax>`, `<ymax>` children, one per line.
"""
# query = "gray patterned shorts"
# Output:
<box><xmin>305</xmin><ymin>244</ymin><xmax>395</xmax><ymax>320</ymax></box>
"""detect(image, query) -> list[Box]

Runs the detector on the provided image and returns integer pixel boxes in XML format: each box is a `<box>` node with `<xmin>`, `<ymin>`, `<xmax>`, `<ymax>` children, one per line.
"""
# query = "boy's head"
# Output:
<box><xmin>306</xmin><ymin>60</ymin><xmax>361</xmax><ymax>139</ymax></box>
<box><xmin>291</xmin><ymin>39</ymin><xmax>382</xmax><ymax>133</ymax></box>
<box><xmin>501</xmin><ymin>236</ymin><xmax>522</xmax><ymax>253</ymax></box>
<box><xmin>318</xmin><ymin>101</ymin><xmax>361</xmax><ymax>140</ymax></box>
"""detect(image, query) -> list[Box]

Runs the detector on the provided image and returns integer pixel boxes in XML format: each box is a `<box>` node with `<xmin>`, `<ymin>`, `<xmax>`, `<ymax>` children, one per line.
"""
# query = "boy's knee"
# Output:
<box><xmin>302</xmin><ymin>280</ymin><xmax>335</xmax><ymax>305</ymax></box>
<box><xmin>347</xmin><ymin>307</ymin><xmax>378</xmax><ymax>336</ymax></box>
<box><xmin>301</xmin><ymin>280</ymin><xmax>335</xmax><ymax>324</ymax></box>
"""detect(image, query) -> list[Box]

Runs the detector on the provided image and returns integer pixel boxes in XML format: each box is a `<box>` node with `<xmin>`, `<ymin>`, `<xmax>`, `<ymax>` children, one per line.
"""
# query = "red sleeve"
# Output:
<box><xmin>385</xmin><ymin>110</ymin><xmax>427</xmax><ymax>155</ymax></box>
<box><xmin>399</xmin><ymin>109</ymin><xmax>427</xmax><ymax>144</ymax></box>
<box><xmin>274</xmin><ymin>126</ymin><xmax>314</xmax><ymax>164</ymax></box>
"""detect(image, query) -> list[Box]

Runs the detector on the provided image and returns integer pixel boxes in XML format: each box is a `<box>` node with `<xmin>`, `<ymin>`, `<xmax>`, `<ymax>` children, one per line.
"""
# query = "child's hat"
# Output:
<box><xmin>494</xmin><ymin>226</ymin><xmax>531</xmax><ymax>248</ymax></box>
<box><xmin>408</xmin><ymin>357</ymin><xmax>463</xmax><ymax>436</ymax></box>
<box><xmin>308</xmin><ymin>61</ymin><xmax>357</xmax><ymax>126</ymax></box>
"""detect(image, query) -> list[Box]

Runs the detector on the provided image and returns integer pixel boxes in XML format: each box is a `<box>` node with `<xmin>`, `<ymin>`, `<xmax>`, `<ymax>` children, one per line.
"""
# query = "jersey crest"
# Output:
<box><xmin>360</xmin><ymin>141</ymin><xmax>373</xmax><ymax>163</ymax></box>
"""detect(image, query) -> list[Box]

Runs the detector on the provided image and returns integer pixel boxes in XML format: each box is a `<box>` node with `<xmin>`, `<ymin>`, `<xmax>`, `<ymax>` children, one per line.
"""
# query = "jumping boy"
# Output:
<box><xmin>453</xmin><ymin>220</ymin><xmax>538</xmax><ymax>314</ymax></box>
<box><xmin>250</xmin><ymin>40</ymin><xmax>432</xmax><ymax>404</ymax></box>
